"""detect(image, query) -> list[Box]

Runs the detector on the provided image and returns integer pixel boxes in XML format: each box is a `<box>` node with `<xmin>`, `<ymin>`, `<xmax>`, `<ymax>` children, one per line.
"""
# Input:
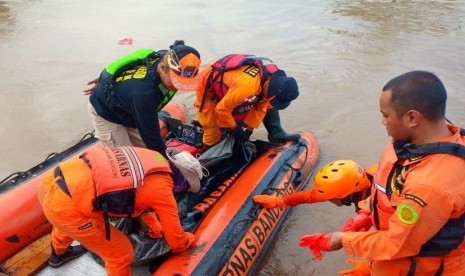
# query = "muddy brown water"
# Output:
<box><xmin>1</xmin><ymin>1</ymin><xmax>464</xmax><ymax>275</ymax></box>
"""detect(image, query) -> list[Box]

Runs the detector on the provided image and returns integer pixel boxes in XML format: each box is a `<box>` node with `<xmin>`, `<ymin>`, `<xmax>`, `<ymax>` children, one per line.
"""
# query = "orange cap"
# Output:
<box><xmin>312</xmin><ymin>160</ymin><xmax>371</xmax><ymax>201</ymax></box>
<box><xmin>166</xmin><ymin>45</ymin><xmax>201</xmax><ymax>91</ymax></box>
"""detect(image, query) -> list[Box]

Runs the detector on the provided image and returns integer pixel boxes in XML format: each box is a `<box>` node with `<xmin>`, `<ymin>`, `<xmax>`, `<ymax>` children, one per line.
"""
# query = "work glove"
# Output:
<box><xmin>230</xmin><ymin>126</ymin><xmax>252</xmax><ymax>141</ymax></box>
<box><xmin>173</xmin><ymin>232</ymin><xmax>196</xmax><ymax>252</ymax></box>
<box><xmin>338</xmin><ymin>259</ymin><xmax>371</xmax><ymax>276</ymax></box>
<box><xmin>140</xmin><ymin>212</ymin><xmax>163</xmax><ymax>239</ymax></box>
<box><xmin>340</xmin><ymin>211</ymin><xmax>372</xmax><ymax>232</ymax></box>
<box><xmin>253</xmin><ymin>195</ymin><xmax>287</xmax><ymax>208</ymax></box>
<box><xmin>298</xmin><ymin>233</ymin><xmax>333</xmax><ymax>260</ymax></box>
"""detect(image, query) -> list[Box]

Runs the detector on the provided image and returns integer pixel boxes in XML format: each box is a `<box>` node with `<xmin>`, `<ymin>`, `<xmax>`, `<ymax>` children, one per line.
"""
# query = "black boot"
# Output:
<box><xmin>263</xmin><ymin>108</ymin><xmax>301</xmax><ymax>143</ymax></box>
<box><xmin>48</xmin><ymin>245</ymin><xmax>87</xmax><ymax>268</ymax></box>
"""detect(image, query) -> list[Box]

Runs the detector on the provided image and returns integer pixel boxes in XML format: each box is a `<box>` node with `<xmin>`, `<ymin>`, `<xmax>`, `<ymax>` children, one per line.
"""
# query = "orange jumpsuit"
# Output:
<box><xmin>342</xmin><ymin>125</ymin><xmax>465</xmax><ymax>275</ymax></box>
<box><xmin>195</xmin><ymin>65</ymin><xmax>272</xmax><ymax>146</ymax></box>
<box><xmin>39</xmin><ymin>158</ymin><xmax>192</xmax><ymax>276</ymax></box>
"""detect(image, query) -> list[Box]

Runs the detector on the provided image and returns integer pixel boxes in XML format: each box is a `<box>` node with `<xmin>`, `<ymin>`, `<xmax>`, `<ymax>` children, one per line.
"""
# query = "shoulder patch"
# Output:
<box><xmin>405</xmin><ymin>193</ymin><xmax>427</xmax><ymax>207</ymax></box>
<box><xmin>397</xmin><ymin>203</ymin><xmax>418</xmax><ymax>225</ymax></box>
<box><xmin>243</xmin><ymin>65</ymin><xmax>260</xmax><ymax>77</ymax></box>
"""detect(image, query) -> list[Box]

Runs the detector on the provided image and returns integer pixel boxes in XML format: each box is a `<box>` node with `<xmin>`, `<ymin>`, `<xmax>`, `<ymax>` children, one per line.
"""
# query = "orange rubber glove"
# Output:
<box><xmin>340</xmin><ymin>211</ymin><xmax>372</xmax><ymax>232</ymax></box>
<box><xmin>140</xmin><ymin>212</ymin><xmax>163</xmax><ymax>239</ymax></box>
<box><xmin>298</xmin><ymin>233</ymin><xmax>332</xmax><ymax>260</ymax></box>
<box><xmin>253</xmin><ymin>195</ymin><xmax>287</xmax><ymax>208</ymax></box>
<box><xmin>338</xmin><ymin>259</ymin><xmax>371</xmax><ymax>276</ymax></box>
<box><xmin>173</xmin><ymin>232</ymin><xmax>196</xmax><ymax>252</ymax></box>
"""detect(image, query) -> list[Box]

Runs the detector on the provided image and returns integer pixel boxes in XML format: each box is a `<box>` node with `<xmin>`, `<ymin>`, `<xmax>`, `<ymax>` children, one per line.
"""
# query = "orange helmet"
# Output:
<box><xmin>313</xmin><ymin>160</ymin><xmax>371</xmax><ymax>201</ymax></box>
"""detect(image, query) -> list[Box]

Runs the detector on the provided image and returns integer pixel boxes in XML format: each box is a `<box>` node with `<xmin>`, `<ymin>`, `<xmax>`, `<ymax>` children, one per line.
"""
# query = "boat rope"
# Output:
<box><xmin>43</xmin><ymin>132</ymin><xmax>96</xmax><ymax>161</ymax></box>
<box><xmin>286</xmin><ymin>142</ymin><xmax>308</xmax><ymax>171</ymax></box>
<box><xmin>0</xmin><ymin>172</ymin><xmax>29</xmax><ymax>186</ymax></box>
<box><xmin>0</xmin><ymin>131</ymin><xmax>96</xmax><ymax>188</ymax></box>
<box><xmin>221</xmin><ymin>208</ymin><xmax>261</xmax><ymax>251</ymax></box>
<box><xmin>212</xmin><ymin>141</ymin><xmax>308</xmax><ymax>265</ymax></box>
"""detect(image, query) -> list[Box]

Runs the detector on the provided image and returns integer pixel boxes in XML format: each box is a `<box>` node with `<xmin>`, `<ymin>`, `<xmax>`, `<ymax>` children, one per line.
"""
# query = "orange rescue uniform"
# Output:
<box><xmin>195</xmin><ymin>65</ymin><xmax>272</xmax><ymax>146</ymax></box>
<box><xmin>39</xmin><ymin>147</ymin><xmax>193</xmax><ymax>276</ymax></box>
<box><xmin>342</xmin><ymin>125</ymin><xmax>465</xmax><ymax>275</ymax></box>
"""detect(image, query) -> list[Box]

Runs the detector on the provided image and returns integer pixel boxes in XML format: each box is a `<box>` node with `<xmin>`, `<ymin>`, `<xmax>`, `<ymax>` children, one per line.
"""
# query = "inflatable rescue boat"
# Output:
<box><xmin>0</xmin><ymin>102</ymin><xmax>320</xmax><ymax>276</ymax></box>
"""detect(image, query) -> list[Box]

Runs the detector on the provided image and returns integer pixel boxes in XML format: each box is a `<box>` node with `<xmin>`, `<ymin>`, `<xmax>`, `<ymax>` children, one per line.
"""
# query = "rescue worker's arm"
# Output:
<box><xmin>242</xmin><ymin>101</ymin><xmax>270</xmax><ymax>129</ymax></box>
<box><xmin>137</xmin><ymin>172</ymin><xmax>194</xmax><ymax>252</ymax></box>
<box><xmin>253</xmin><ymin>189</ymin><xmax>329</xmax><ymax>209</ymax></box>
<box><xmin>215</xmin><ymin>71</ymin><xmax>262</xmax><ymax>129</ymax></box>
<box><xmin>129</xmin><ymin>92</ymin><xmax>167</xmax><ymax>157</ymax></box>
<box><xmin>341</xmin><ymin>183</ymin><xmax>454</xmax><ymax>260</ymax></box>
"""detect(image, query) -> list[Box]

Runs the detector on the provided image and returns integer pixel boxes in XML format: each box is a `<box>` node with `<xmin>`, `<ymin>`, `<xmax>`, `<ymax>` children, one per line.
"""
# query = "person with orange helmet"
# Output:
<box><xmin>39</xmin><ymin>145</ymin><xmax>202</xmax><ymax>275</ymax></box>
<box><xmin>84</xmin><ymin>40</ymin><xmax>201</xmax><ymax>157</ymax></box>
<box><xmin>254</xmin><ymin>159</ymin><xmax>375</xmax><ymax>275</ymax></box>
<box><xmin>253</xmin><ymin>160</ymin><xmax>374</xmax><ymax>232</ymax></box>
<box><xmin>298</xmin><ymin>71</ymin><xmax>465</xmax><ymax>275</ymax></box>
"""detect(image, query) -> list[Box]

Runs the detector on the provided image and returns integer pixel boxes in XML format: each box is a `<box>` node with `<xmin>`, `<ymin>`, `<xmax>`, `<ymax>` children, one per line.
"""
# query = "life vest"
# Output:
<box><xmin>371</xmin><ymin>128</ymin><xmax>465</xmax><ymax>275</ymax></box>
<box><xmin>55</xmin><ymin>144</ymin><xmax>171</xmax><ymax>240</ymax></box>
<box><xmin>103</xmin><ymin>48</ymin><xmax>176</xmax><ymax>112</ymax></box>
<box><xmin>198</xmin><ymin>54</ymin><xmax>279</xmax><ymax>119</ymax></box>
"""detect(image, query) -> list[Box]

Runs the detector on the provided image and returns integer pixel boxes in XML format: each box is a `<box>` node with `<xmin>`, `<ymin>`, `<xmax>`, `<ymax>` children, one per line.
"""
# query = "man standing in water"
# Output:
<box><xmin>299</xmin><ymin>71</ymin><xmax>465</xmax><ymax>275</ymax></box>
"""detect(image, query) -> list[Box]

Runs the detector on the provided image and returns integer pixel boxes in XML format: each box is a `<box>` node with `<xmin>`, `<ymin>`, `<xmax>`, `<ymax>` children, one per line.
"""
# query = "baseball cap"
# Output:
<box><xmin>267</xmin><ymin>70</ymin><xmax>299</xmax><ymax>110</ymax></box>
<box><xmin>166</xmin><ymin>45</ymin><xmax>201</xmax><ymax>91</ymax></box>
<box><xmin>166</xmin><ymin>147</ymin><xmax>208</xmax><ymax>193</ymax></box>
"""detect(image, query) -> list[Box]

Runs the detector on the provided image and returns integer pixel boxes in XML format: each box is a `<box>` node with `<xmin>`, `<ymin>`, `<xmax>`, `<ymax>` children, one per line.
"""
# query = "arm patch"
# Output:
<box><xmin>397</xmin><ymin>203</ymin><xmax>419</xmax><ymax>225</ymax></box>
<box><xmin>405</xmin><ymin>193</ymin><xmax>427</xmax><ymax>207</ymax></box>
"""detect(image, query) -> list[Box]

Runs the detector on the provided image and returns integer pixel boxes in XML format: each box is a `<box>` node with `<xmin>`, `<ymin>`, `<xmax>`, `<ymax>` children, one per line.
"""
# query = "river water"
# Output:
<box><xmin>1</xmin><ymin>0</ymin><xmax>464</xmax><ymax>275</ymax></box>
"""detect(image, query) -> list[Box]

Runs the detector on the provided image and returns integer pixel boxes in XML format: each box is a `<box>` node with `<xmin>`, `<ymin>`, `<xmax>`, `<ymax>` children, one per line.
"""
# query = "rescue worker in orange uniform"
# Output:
<box><xmin>39</xmin><ymin>145</ymin><xmax>198</xmax><ymax>276</ymax></box>
<box><xmin>299</xmin><ymin>71</ymin><xmax>465</xmax><ymax>275</ymax></box>
<box><xmin>194</xmin><ymin>55</ymin><xmax>300</xmax><ymax>147</ymax></box>
<box><xmin>253</xmin><ymin>160</ymin><xmax>374</xmax><ymax>232</ymax></box>
<box><xmin>254</xmin><ymin>160</ymin><xmax>374</xmax><ymax>276</ymax></box>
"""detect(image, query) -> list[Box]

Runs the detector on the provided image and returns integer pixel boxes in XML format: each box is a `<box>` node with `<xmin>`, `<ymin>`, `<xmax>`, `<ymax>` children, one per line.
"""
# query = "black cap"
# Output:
<box><xmin>267</xmin><ymin>70</ymin><xmax>299</xmax><ymax>110</ymax></box>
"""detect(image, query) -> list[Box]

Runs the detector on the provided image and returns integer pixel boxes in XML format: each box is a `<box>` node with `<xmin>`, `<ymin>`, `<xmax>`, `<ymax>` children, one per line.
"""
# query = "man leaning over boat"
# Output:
<box><xmin>194</xmin><ymin>54</ymin><xmax>300</xmax><ymax>149</ymax></box>
<box><xmin>38</xmin><ymin>144</ymin><xmax>203</xmax><ymax>275</ymax></box>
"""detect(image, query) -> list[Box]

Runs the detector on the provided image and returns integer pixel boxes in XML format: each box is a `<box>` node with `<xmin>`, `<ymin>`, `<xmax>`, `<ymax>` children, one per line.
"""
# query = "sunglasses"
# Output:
<box><xmin>167</xmin><ymin>49</ymin><xmax>198</xmax><ymax>78</ymax></box>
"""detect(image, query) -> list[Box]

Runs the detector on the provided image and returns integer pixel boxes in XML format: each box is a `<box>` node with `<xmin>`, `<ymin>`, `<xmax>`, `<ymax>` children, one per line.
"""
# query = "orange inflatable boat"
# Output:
<box><xmin>0</xmin><ymin>102</ymin><xmax>320</xmax><ymax>276</ymax></box>
<box><xmin>0</xmin><ymin>102</ymin><xmax>187</xmax><ymax>263</ymax></box>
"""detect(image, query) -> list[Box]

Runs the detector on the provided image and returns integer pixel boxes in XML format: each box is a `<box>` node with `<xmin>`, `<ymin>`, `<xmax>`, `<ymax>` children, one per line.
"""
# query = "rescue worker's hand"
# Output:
<box><xmin>173</xmin><ymin>232</ymin><xmax>196</xmax><ymax>252</ymax></box>
<box><xmin>186</xmin><ymin>232</ymin><xmax>195</xmax><ymax>247</ymax></box>
<box><xmin>230</xmin><ymin>126</ymin><xmax>251</xmax><ymax>141</ymax></box>
<box><xmin>83</xmin><ymin>78</ymin><xmax>99</xmax><ymax>95</ymax></box>
<box><xmin>253</xmin><ymin>195</ymin><xmax>287</xmax><ymax>208</ymax></box>
<box><xmin>340</xmin><ymin>211</ymin><xmax>372</xmax><ymax>232</ymax></box>
<box><xmin>299</xmin><ymin>233</ymin><xmax>332</xmax><ymax>260</ymax></box>
<box><xmin>140</xmin><ymin>212</ymin><xmax>163</xmax><ymax>239</ymax></box>
<box><xmin>338</xmin><ymin>259</ymin><xmax>371</xmax><ymax>276</ymax></box>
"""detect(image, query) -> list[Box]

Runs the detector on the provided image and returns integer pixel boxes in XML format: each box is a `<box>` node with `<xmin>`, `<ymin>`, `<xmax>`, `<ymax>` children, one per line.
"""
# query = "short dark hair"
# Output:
<box><xmin>382</xmin><ymin>70</ymin><xmax>447</xmax><ymax>122</ymax></box>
